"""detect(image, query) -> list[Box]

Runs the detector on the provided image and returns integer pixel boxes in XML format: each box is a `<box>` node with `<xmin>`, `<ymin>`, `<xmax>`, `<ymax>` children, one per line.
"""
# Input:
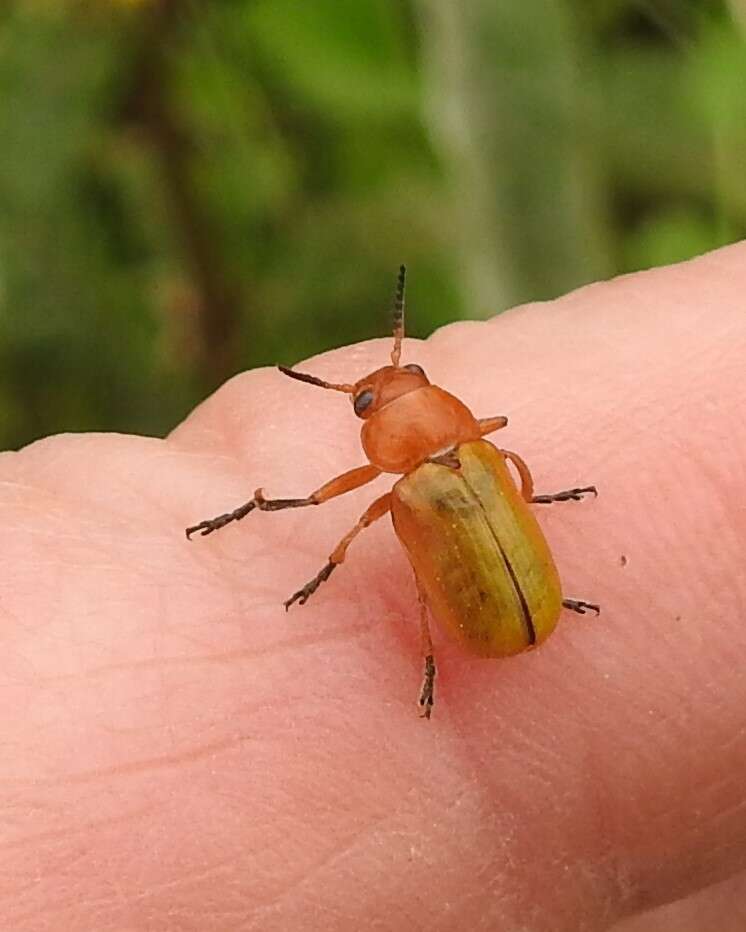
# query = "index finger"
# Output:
<box><xmin>169</xmin><ymin>244</ymin><xmax>746</xmax><ymax>929</ymax></box>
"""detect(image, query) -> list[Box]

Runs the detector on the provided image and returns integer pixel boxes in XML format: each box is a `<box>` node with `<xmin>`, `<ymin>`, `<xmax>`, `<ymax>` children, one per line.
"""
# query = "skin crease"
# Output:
<box><xmin>0</xmin><ymin>242</ymin><xmax>745</xmax><ymax>932</ymax></box>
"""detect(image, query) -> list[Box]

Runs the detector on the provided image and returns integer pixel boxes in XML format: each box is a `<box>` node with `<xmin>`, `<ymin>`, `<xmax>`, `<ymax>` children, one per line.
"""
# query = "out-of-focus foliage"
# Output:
<box><xmin>0</xmin><ymin>0</ymin><xmax>744</xmax><ymax>449</ymax></box>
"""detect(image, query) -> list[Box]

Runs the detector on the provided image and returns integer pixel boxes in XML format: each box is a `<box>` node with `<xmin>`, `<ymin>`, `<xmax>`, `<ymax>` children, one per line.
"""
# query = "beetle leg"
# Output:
<box><xmin>415</xmin><ymin>576</ymin><xmax>436</xmax><ymax>719</ymax></box>
<box><xmin>563</xmin><ymin>598</ymin><xmax>600</xmax><ymax>616</ymax></box>
<box><xmin>501</xmin><ymin>451</ymin><xmax>596</xmax><ymax>506</ymax></box>
<box><xmin>478</xmin><ymin>415</ymin><xmax>508</xmax><ymax>437</ymax></box>
<box><xmin>186</xmin><ymin>464</ymin><xmax>381</xmax><ymax>538</ymax></box>
<box><xmin>284</xmin><ymin>492</ymin><xmax>392</xmax><ymax>610</ymax></box>
<box><xmin>500</xmin><ymin>448</ymin><xmax>535</xmax><ymax>501</ymax></box>
<box><xmin>533</xmin><ymin>486</ymin><xmax>597</xmax><ymax>504</ymax></box>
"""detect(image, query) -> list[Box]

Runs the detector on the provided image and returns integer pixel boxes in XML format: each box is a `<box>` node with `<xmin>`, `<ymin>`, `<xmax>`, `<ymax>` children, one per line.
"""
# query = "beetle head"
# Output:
<box><xmin>349</xmin><ymin>363</ymin><xmax>428</xmax><ymax>419</ymax></box>
<box><xmin>278</xmin><ymin>265</ymin><xmax>429</xmax><ymax>417</ymax></box>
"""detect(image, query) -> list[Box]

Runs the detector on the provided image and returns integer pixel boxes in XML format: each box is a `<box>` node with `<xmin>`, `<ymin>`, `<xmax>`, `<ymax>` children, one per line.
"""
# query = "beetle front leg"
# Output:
<box><xmin>186</xmin><ymin>463</ymin><xmax>381</xmax><ymax>538</ymax></box>
<box><xmin>478</xmin><ymin>415</ymin><xmax>508</xmax><ymax>437</ymax></box>
<box><xmin>415</xmin><ymin>576</ymin><xmax>436</xmax><ymax>719</ymax></box>
<box><xmin>284</xmin><ymin>492</ymin><xmax>392</xmax><ymax>609</ymax></box>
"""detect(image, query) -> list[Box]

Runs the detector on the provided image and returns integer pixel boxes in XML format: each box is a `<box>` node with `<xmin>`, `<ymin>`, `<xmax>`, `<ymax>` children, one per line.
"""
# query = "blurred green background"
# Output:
<box><xmin>1</xmin><ymin>0</ymin><xmax>745</xmax><ymax>450</ymax></box>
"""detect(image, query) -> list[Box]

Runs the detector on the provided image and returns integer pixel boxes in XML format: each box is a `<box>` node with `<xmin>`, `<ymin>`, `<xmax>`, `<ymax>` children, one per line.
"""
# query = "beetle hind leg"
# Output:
<box><xmin>419</xmin><ymin>654</ymin><xmax>436</xmax><ymax>719</ymax></box>
<box><xmin>533</xmin><ymin>486</ymin><xmax>597</xmax><ymax>504</ymax></box>
<box><xmin>563</xmin><ymin>598</ymin><xmax>600</xmax><ymax>616</ymax></box>
<box><xmin>415</xmin><ymin>577</ymin><xmax>437</xmax><ymax>719</ymax></box>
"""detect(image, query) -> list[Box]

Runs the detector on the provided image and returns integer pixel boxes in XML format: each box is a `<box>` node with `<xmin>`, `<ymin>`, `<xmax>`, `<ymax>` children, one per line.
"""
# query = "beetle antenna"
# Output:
<box><xmin>277</xmin><ymin>365</ymin><xmax>355</xmax><ymax>394</ymax></box>
<box><xmin>391</xmin><ymin>264</ymin><xmax>406</xmax><ymax>368</ymax></box>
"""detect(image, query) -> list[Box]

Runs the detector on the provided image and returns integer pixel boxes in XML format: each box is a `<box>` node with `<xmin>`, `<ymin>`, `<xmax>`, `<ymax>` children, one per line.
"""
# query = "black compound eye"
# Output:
<box><xmin>353</xmin><ymin>390</ymin><xmax>374</xmax><ymax>417</ymax></box>
<box><xmin>403</xmin><ymin>363</ymin><xmax>425</xmax><ymax>376</ymax></box>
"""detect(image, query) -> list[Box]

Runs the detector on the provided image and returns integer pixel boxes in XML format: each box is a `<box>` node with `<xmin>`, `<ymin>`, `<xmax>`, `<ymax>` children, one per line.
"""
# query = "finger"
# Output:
<box><xmin>1</xmin><ymin>244</ymin><xmax>744</xmax><ymax>931</ymax></box>
<box><xmin>168</xmin><ymin>241</ymin><xmax>746</xmax><ymax>927</ymax></box>
<box><xmin>611</xmin><ymin>869</ymin><xmax>746</xmax><ymax>932</ymax></box>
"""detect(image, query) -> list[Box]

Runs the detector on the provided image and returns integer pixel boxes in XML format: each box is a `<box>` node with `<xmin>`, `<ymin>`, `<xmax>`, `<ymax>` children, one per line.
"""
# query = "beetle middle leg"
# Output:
<box><xmin>284</xmin><ymin>492</ymin><xmax>392</xmax><ymax>609</ymax></box>
<box><xmin>186</xmin><ymin>463</ymin><xmax>381</xmax><ymax>538</ymax></box>
<box><xmin>501</xmin><ymin>448</ymin><xmax>535</xmax><ymax>500</ymax></box>
<box><xmin>415</xmin><ymin>576</ymin><xmax>436</xmax><ymax>720</ymax></box>
<box><xmin>501</xmin><ymin>448</ymin><xmax>596</xmax><ymax>505</ymax></box>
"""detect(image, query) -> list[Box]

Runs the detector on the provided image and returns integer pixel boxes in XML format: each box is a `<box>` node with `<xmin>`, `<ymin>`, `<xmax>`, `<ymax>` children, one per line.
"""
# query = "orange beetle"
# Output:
<box><xmin>187</xmin><ymin>267</ymin><xmax>598</xmax><ymax>717</ymax></box>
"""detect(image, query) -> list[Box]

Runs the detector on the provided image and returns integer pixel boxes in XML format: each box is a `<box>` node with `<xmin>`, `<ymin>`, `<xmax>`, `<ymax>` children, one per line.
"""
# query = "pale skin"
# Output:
<box><xmin>1</xmin><ymin>243</ymin><xmax>745</xmax><ymax>931</ymax></box>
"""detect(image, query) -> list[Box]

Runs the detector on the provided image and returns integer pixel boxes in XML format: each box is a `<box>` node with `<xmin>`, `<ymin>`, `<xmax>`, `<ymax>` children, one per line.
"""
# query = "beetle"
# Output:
<box><xmin>187</xmin><ymin>266</ymin><xmax>598</xmax><ymax>718</ymax></box>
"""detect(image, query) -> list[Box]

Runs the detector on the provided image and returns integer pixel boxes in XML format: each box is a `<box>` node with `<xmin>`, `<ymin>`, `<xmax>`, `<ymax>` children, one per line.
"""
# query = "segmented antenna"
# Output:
<box><xmin>277</xmin><ymin>365</ymin><xmax>354</xmax><ymax>394</ymax></box>
<box><xmin>390</xmin><ymin>264</ymin><xmax>406</xmax><ymax>368</ymax></box>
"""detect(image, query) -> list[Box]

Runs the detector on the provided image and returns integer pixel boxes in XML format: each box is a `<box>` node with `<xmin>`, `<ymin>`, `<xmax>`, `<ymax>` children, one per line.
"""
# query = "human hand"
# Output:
<box><xmin>2</xmin><ymin>244</ymin><xmax>744</xmax><ymax>931</ymax></box>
